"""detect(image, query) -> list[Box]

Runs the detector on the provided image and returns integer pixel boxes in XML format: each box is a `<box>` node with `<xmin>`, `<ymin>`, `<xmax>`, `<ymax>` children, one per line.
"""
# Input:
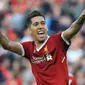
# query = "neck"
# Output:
<box><xmin>35</xmin><ymin>40</ymin><xmax>45</xmax><ymax>49</ymax></box>
<box><xmin>34</xmin><ymin>35</ymin><xmax>49</xmax><ymax>49</ymax></box>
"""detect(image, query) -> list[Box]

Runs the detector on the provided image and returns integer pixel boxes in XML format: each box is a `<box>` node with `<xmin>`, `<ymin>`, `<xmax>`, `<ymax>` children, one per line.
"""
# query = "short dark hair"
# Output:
<box><xmin>26</xmin><ymin>10</ymin><xmax>45</xmax><ymax>27</ymax></box>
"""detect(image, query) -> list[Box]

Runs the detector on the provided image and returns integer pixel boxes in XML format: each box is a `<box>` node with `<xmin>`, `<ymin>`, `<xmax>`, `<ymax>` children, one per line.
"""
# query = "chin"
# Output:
<box><xmin>39</xmin><ymin>40</ymin><xmax>45</xmax><ymax>43</ymax></box>
<box><xmin>38</xmin><ymin>38</ymin><xmax>45</xmax><ymax>43</ymax></box>
<box><xmin>37</xmin><ymin>36</ymin><xmax>46</xmax><ymax>43</ymax></box>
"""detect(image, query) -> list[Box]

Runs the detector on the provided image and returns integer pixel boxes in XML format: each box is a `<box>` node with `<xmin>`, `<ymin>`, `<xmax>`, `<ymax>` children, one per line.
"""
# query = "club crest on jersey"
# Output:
<box><xmin>44</xmin><ymin>45</ymin><xmax>48</xmax><ymax>53</ymax></box>
<box><xmin>46</xmin><ymin>54</ymin><xmax>52</xmax><ymax>61</ymax></box>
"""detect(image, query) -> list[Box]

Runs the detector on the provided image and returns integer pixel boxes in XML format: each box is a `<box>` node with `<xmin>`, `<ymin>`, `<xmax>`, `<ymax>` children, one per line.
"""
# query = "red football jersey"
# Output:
<box><xmin>21</xmin><ymin>32</ymin><xmax>70</xmax><ymax>85</ymax></box>
<box><xmin>69</xmin><ymin>73</ymin><xmax>77</xmax><ymax>85</ymax></box>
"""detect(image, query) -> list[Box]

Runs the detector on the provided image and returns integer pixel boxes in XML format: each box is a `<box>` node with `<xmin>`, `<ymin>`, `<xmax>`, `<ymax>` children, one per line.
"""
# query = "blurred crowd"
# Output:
<box><xmin>0</xmin><ymin>0</ymin><xmax>85</xmax><ymax>85</ymax></box>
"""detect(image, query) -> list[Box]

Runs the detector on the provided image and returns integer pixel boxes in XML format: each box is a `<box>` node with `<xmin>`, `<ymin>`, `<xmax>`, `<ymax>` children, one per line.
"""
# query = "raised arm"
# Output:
<box><xmin>0</xmin><ymin>30</ymin><xmax>22</xmax><ymax>55</ymax></box>
<box><xmin>63</xmin><ymin>10</ymin><xmax>85</xmax><ymax>41</ymax></box>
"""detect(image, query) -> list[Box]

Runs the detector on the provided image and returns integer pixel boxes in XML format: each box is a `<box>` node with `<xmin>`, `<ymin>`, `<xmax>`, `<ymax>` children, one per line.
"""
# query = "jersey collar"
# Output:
<box><xmin>35</xmin><ymin>35</ymin><xmax>50</xmax><ymax>52</ymax></box>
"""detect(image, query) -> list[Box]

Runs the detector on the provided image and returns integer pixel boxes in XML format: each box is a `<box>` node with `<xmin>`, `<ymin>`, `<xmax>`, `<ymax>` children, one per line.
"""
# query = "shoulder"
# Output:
<box><xmin>20</xmin><ymin>41</ymin><xmax>34</xmax><ymax>57</ymax></box>
<box><xmin>20</xmin><ymin>41</ymin><xmax>34</xmax><ymax>51</ymax></box>
<box><xmin>50</xmin><ymin>32</ymin><xmax>70</xmax><ymax>45</ymax></box>
<box><xmin>50</xmin><ymin>32</ymin><xmax>62</xmax><ymax>40</ymax></box>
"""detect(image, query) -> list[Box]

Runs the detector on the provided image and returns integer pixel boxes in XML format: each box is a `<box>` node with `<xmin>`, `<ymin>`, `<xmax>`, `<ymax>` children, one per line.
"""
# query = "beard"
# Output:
<box><xmin>38</xmin><ymin>40</ymin><xmax>45</xmax><ymax>43</ymax></box>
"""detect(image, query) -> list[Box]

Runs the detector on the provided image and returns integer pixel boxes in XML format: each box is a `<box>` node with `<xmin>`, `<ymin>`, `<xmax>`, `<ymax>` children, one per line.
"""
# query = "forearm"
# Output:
<box><xmin>0</xmin><ymin>32</ymin><xmax>22</xmax><ymax>55</ymax></box>
<box><xmin>70</xmin><ymin>16</ymin><xmax>85</xmax><ymax>35</ymax></box>
<box><xmin>63</xmin><ymin>16</ymin><xmax>85</xmax><ymax>40</ymax></box>
<box><xmin>0</xmin><ymin>33</ymin><xmax>11</xmax><ymax>49</ymax></box>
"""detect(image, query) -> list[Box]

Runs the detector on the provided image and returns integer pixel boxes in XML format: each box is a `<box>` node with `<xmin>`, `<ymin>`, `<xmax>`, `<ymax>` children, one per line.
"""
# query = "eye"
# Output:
<box><xmin>33</xmin><ymin>22</ymin><xmax>39</xmax><ymax>26</ymax></box>
<box><xmin>41</xmin><ymin>21</ymin><xmax>45</xmax><ymax>25</ymax></box>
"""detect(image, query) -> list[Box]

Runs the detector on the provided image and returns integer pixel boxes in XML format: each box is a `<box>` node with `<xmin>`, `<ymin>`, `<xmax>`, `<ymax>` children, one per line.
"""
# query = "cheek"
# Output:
<box><xmin>46</xmin><ymin>28</ymin><xmax>48</xmax><ymax>32</ymax></box>
<box><xmin>44</xmin><ymin>25</ymin><xmax>48</xmax><ymax>32</ymax></box>
<box><xmin>31</xmin><ymin>30</ymin><xmax>37</xmax><ymax>36</ymax></box>
<box><xmin>45</xmin><ymin>27</ymin><xmax>48</xmax><ymax>32</ymax></box>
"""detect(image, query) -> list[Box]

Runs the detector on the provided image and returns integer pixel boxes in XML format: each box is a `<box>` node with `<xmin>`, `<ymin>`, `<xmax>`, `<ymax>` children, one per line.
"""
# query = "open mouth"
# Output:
<box><xmin>38</xmin><ymin>31</ymin><xmax>45</xmax><ymax>38</ymax></box>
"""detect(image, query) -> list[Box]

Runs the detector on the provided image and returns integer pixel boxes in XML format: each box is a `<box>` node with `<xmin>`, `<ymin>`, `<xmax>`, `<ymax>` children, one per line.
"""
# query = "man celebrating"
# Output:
<box><xmin>0</xmin><ymin>10</ymin><xmax>85</xmax><ymax>85</ymax></box>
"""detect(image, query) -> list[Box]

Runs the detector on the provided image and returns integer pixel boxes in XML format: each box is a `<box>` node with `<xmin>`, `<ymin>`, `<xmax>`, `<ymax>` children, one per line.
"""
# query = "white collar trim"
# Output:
<box><xmin>36</xmin><ymin>35</ymin><xmax>50</xmax><ymax>51</ymax></box>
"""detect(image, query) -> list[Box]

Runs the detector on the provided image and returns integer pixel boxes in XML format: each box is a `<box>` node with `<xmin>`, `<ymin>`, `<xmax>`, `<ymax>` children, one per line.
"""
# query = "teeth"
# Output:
<box><xmin>38</xmin><ymin>31</ymin><xmax>44</xmax><ymax>37</ymax></box>
<box><xmin>38</xmin><ymin>31</ymin><xmax>44</xmax><ymax>33</ymax></box>
<box><xmin>38</xmin><ymin>33</ymin><xmax>44</xmax><ymax>35</ymax></box>
<box><xmin>38</xmin><ymin>33</ymin><xmax>44</xmax><ymax>37</ymax></box>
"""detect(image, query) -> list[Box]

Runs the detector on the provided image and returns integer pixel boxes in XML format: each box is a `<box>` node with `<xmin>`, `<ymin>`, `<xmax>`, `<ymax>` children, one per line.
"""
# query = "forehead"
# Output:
<box><xmin>31</xmin><ymin>16</ymin><xmax>45</xmax><ymax>23</ymax></box>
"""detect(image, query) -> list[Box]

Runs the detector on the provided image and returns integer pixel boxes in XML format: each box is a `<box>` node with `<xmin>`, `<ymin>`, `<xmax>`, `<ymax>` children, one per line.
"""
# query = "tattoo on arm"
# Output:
<box><xmin>76</xmin><ymin>17</ymin><xmax>85</xmax><ymax>25</ymax></box>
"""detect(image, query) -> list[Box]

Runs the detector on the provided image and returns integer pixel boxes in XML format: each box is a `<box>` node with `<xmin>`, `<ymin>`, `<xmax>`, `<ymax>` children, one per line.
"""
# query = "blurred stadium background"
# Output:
<box><xmin>0</xmin><ymin>0</ymin><xmax>85</xmax><ymax>85</ymax></box>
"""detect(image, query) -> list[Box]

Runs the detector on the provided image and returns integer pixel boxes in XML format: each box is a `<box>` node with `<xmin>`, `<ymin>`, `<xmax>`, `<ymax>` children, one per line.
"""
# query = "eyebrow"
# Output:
<box><xmin>33</xmin><ymin>20</ymin><xmax>45</xmax><ymax>23</ymax></box>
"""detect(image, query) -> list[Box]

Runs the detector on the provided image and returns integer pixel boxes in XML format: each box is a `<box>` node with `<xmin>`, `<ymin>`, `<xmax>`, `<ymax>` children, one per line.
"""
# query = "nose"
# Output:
<box><xmin>38</xmin><ymin>23</ymin><xmax>42</xmax><ymax>28</ymax></box>
<box><xmin>38</xmin><ymin>24</ymin><xmax>43</xmax><ymax>30</ymax></box>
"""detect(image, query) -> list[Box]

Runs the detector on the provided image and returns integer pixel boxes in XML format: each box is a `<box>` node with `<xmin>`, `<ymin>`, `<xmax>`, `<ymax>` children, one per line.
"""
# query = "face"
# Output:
<box><xmin>29</xmin><ymin>16</ymin><xmax>48</xmax><ymax>43</ymax></box>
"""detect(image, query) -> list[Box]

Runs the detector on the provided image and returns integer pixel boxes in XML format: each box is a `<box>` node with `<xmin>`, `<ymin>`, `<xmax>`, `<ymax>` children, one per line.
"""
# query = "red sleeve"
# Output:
<box><xmin>69</xmin><ymin>76</ymin><xmax>77</xmax><ymax>85</ymax></box>
<box><xmin>21</xmin><ymin>42</ymin><xmax>31</xmax><ymax>59</ymax></box>
<box><xmin>71</xmin><ymin>78</ymin><xmax>77</xmax><ymax>85</ymax></box>
<box><xmin>58</xmin><ymin>32</ymin><xmax>70</xmax><ymax>51</ymax></box>
<box><xmin>52</xmin><ymin>32</ymin><xmax>70</xmax><ymax>51</ymax></box>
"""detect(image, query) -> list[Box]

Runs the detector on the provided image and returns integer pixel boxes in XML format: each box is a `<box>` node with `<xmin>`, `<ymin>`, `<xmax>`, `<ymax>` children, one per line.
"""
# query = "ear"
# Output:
<box><xmin>27</xmin><ymin>28</ymin><xmax>31</xmax><ymax>35</ymax></box>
